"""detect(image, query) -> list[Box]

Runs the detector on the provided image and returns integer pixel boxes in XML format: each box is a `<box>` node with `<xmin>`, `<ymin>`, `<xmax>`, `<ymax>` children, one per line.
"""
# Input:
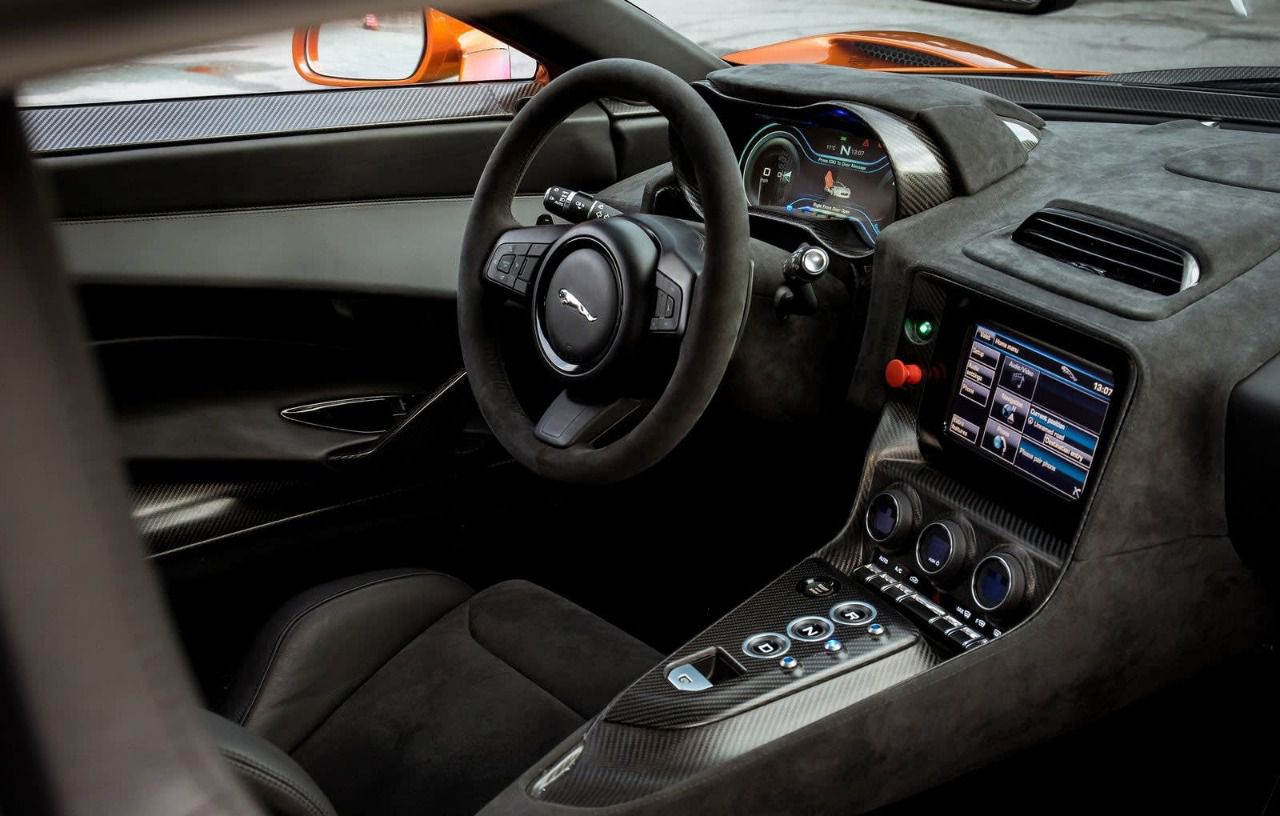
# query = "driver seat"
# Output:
<box><xmin>210</xmin><ymin>569</ymin><xmax>660</xmax><ymax>816</ymax></box>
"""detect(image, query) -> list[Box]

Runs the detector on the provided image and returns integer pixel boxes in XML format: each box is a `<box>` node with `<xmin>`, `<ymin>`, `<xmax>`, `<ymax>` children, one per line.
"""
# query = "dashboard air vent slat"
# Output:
<box><xmin>1012</xmin><ymin>208</ymin><xmax>1198</xmax><ymax>295</ymax></box>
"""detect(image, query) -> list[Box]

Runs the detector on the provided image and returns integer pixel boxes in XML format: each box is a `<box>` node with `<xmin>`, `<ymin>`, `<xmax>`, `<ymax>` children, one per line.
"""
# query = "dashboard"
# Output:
<box><xmin>515</xmin><ymin>63</ymin><xmax>1280</xmax><ymax>814</ymax></box>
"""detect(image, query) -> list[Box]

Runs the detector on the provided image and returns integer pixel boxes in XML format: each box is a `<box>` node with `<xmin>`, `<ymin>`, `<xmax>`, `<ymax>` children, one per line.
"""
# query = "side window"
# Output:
<box><xmin>18</xmin><ymin>8</ymin><xmax>538</xmax><ymax>107</ymax></box>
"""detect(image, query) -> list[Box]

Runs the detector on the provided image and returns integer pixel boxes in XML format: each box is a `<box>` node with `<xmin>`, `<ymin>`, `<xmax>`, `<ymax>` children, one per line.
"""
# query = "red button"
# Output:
<box><xmin>885</xmin><ymin>359</ymin><xmax>924</xmax><ymax>388</ymax></box>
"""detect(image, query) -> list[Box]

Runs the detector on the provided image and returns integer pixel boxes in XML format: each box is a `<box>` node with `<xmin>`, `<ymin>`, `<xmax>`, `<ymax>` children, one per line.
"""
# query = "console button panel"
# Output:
<box><xmin>858</xmin><ymin>561</ymin><xmax>994</xmax><ymax>650</ymax></box>
<box><xmin>853</xmin><ymin>460</ymin><xmax>1065</xmax><ymax>653</ymax></box>
<box><xmin>603</xmin><ymin>558</ymin><xmax>919</xmax><ymax>729</ymax></box>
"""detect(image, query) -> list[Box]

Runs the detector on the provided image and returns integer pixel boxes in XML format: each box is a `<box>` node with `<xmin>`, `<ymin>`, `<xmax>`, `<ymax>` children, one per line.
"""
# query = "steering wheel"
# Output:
<box><xmin>458</xmin><ymin>59</ymin><xmax>751</xmax><ymax>483</ymax></box>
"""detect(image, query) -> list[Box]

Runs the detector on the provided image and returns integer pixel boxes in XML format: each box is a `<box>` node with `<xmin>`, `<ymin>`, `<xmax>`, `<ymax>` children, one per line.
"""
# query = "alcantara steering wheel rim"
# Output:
<box><xmin>457</xmin><ymin>58</ymin><xmax>752</xmax><ymax>483</ymax></box>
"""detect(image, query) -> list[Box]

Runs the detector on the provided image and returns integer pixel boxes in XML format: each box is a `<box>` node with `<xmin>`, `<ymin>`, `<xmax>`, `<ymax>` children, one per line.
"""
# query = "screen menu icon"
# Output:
<box><xmin>946</xmin><ymin>324</ymin><xmax>1115</xmax><ymax>501</ymax></box>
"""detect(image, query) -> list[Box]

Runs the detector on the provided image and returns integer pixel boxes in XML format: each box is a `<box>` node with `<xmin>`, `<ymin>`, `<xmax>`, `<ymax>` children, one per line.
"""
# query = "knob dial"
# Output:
<box><xmin>863</xmin><ymin>486</ymin><xmax>918</xmax><ymax>551</ymax></box>
<box><xmin>914</xmin><ymin>519</ymin><xmax>975</xmax><ymax>587</ymax></box>
<box><xmin>798</xmin><ymin>247</ymin><xmax>829</xmax><ymax>279</ymax></box>
<box><xmin>970</xmin><ymin>550</ymin><xmax>1029</xmax><ymax>615</ymax></box>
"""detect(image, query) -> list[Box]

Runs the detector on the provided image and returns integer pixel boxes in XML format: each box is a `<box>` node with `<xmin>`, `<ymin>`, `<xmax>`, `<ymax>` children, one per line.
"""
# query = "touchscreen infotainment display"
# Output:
<box><xmin>945</xmin><ymin>324</ymin><xmax>1116</xmax><ymax>501</ymax></box>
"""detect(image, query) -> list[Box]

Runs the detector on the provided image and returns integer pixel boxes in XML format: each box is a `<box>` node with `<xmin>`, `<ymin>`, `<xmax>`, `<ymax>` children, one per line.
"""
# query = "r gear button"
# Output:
<box><xmin>797</xmin><ymin>576</ymin><xmax>840</xmax><ymax>598</ymax></box>
<box><xmin>830</xmin><ymin>601</ymin><xmax>877</xmax><ymax>626</ymax></box>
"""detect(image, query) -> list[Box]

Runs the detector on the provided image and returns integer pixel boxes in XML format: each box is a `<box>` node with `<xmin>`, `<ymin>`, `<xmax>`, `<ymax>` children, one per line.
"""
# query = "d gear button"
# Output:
<box><xmin>742</xmin><ymin>633</ymin><xmax>791</xmax><ymax>659</ymax></box>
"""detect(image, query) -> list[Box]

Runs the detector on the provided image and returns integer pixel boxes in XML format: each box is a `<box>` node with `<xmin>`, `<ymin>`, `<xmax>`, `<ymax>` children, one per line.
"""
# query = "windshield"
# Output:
<box><xmin>632</xmin><ymin>0</ymin><xmax>1280</xmax><ymax>75</ymax></box>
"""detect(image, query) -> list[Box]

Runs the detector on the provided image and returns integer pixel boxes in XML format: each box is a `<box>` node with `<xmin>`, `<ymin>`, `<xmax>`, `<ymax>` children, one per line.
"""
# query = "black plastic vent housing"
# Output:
<box><xmin>1012</xmin><ymin>207</ymin><xmax>1199</xmax><ymax>295</ymax></box>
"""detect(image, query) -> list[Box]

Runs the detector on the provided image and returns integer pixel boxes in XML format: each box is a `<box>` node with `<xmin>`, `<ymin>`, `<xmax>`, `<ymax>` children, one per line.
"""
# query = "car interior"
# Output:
<box><xmin>3</xmin><ymin>0</ymin><xmax>1280</xmax><ymax>814</ymax></box>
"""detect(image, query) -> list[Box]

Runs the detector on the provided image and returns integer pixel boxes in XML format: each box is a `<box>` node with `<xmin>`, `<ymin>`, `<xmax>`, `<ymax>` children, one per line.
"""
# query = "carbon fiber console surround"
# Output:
<box><xmin>605</xmin><ymin>558</ymin><xmax>918</xmax><ymax>729</ymax></box>
<box><xmin>530</xmin><ymin>645</ymin><xmax>942</xmax><ymax>808</ymax></box>
<box><xmin>531</xmin><ymin>275</ymin><xmax>1103</xmax><ymax>807</ymax></box>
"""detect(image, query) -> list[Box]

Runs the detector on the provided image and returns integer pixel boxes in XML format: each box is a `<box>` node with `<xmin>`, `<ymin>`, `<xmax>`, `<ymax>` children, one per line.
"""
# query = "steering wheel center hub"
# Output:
<box><xmin>533</xmin><ymin>219</ymin><xmax>658</xmax><ymax>380</ymax></box>
<box><xmin>542</xmin><ymin>245</ymin><xmax>620</xmax><ymax>368</ymax></box>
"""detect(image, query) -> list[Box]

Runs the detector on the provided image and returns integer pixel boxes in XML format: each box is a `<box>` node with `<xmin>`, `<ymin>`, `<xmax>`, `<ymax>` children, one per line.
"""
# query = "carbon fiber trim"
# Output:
<box><xmin>936</xmin><ymin>75</ymin><xmax>1280</xmax><ymax>125</ymax></box>
<box><xmin>860</xmin><ymin>461</ymin><xmax>1064</xmax><ymax>635</ymax></box>
<box><xmin>133</xmin><ymin>480</ymin><xmax>403</xmax><ymax>557</ymax></box>
<box><xmin>535</xmin><ymin>645</ymin><xmax>942</xmax><ymax>807</ymax></box>
<box><xmin>846</xmin><ymin>103</ymin><xmax>954</xmax><ymax>218</ymax></box>
<box><xmin>604</xmin><ymin>558</ymin><xmax>918</xmax><ymax>728</ymax></box>
<box><xmin>821</xmin><ymin>273</ymin><xmax>949</xmax><ymax>574</ymax></box>
<box><xmin>22</xmin><ymin>80</ymin><xmax>541</xmax><ymax>154</ymax></box>
<box><xmin>1086</xmin><ymin>66</ymin><xmax>1280</xmax><ymax>86</ymax></box>
<box><xmin>820</xmin><ymin>401</ymin><xmax>929</xmax><ymax>575</ymax></box>
<box><xmin>1003</xmin><ymin>118</ymin><xmax>1041</xmax><ymax>151</ymax></box>
<box><xmin>875</xmin><ymin>461</ymin><xmax>1067</xmax><ymax>562</ymax></box>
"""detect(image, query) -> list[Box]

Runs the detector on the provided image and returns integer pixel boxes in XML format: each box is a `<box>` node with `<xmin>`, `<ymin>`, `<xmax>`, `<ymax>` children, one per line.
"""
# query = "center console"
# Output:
<box><xmin>847</xmin><ymin>277</ymin><xmax>1130</xmax><ymax>649</ymax></box>
<box><xmin>527</xmin><ymin>271</ymin><xmax>1133</xmax><ymax>807</ymax></box>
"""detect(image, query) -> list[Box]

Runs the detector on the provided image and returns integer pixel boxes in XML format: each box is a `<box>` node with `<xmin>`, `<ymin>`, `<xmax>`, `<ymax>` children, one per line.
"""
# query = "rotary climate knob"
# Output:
<box><xmin>970</xmin><ymin>549</ymin><xmax>1030</xmax><ymax>616</ymax></box>
<box><xmin>863</xmin><ymin>486</ymin><xmax>918</xmax><ymax>551</ymax></box>
<box><xmin>914</xmin><ymin>519</ymin><xmax>975</xmax><ymax>587</ymax></box>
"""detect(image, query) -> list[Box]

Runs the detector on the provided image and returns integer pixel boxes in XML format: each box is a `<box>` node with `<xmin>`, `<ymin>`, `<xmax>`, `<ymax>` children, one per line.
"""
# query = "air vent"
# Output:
<box><xmin>1012</xmin><ymin>208</ymin><xmax>1199</xmax><ymax>295</ymax></box>
<box><xmin>852</xmin><ymin>43</ymin><xmax>964</xmax><ymax>69</ymax></box>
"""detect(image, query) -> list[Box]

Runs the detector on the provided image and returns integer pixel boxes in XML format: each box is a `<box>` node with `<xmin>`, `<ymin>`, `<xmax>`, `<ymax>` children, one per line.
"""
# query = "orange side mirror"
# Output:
<box><xmin>292</xmin><ymin>8</ymin><xmax>510</xmax><ymax>87</ymax></box>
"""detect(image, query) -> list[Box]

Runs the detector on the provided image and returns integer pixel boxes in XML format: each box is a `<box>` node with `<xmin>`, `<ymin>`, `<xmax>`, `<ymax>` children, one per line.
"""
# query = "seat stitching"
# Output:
<box><xmin>221</xmin><ymin>749</ymin><xmax>331</xmax><ymax>816</ymax></box>
<box><xmin>234</xmin><ymin>570</ymin><xmax>471</xmax><ymax>725</ymax></box>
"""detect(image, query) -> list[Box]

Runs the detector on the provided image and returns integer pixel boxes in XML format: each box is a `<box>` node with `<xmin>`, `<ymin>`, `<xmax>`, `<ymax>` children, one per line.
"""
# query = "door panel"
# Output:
<box><xmin>40</xmin><ymin>80</ymin><xmax>671</xmax><ymax>691</ymax></box>
<box><xmin>60</xmin><ymin>196</ymin><xmax>547</xmax><ymax>296</ymax></box>
<box><xmin>39</xmin><ymin>105</ymin><xmax>623</xmax><ymax>216</ymax></box>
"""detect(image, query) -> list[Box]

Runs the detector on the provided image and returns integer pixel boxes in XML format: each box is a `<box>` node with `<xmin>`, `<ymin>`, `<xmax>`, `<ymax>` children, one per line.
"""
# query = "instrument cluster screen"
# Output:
<box><xmin>740</xmin><ymin>115</ymin><xmax>896</xmax><ymax>245</ymax></box>
<box><xmin>946</xmin><ymin>324</ymin><xmax>1116</xmax><ymax>501</ymax></box>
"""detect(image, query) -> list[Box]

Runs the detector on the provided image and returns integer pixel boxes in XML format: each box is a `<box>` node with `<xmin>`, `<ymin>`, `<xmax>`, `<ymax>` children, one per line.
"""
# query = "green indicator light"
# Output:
<box><xmin>905</xmin><ymin>316</ymin><xmax>937</xmax><ymax>344</ymax></box>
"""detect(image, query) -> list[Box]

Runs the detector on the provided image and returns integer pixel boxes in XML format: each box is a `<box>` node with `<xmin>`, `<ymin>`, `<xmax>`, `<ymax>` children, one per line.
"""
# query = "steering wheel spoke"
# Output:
<box><xmin>632</xmin><ymin>214</ymin><xmax>705</xmax><ymax>338</ymax></box>
<box><xmin>481</xmin><ymin>224</ymin><xmax>569</xmax><ymax>300</ymax></box>
<box><xmin>533</xmin><ymin>390</ymin><xmax>651</xmax><ymax>449</ymax></box>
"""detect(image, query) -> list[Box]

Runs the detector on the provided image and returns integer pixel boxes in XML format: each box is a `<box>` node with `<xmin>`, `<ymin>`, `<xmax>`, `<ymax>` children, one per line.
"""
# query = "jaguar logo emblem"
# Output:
<box><xmin>558</xmin><ymin>289</ymin><xmax>598</xmax><ymax>323</ymax></box>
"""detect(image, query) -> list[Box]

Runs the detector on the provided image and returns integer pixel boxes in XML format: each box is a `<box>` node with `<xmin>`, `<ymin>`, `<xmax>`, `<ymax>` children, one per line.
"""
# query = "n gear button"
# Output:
<box><xmin>786</xmin><ymin>616</ymin><xmax>835</xmax><ymax>643</ymax></box>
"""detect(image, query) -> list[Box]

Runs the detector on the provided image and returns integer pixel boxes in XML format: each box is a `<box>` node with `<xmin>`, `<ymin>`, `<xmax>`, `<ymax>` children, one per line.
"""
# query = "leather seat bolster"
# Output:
<box><xmin>203</xmin><ymin>711</ymin><xmax>337</xmax><ymax>816</ymax></box>
<box><xmin>222</xmin><ymin>569</ymin><xmax>473</xmax><ymax>751</ymax></box>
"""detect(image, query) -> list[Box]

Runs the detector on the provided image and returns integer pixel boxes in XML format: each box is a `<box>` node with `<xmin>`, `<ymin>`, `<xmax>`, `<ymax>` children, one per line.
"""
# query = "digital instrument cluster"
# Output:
<box><xmin>740</xmin><ymin>116</ymin><xmax>897</xmax><ymax>246</ymax></box>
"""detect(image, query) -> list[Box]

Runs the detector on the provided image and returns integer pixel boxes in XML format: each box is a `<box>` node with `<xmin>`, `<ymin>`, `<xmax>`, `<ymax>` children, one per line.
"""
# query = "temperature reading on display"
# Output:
<box><xmin>945</xmin><ymin>324</ymin><xmax>1116</xmax><ymax>501</ymax></box>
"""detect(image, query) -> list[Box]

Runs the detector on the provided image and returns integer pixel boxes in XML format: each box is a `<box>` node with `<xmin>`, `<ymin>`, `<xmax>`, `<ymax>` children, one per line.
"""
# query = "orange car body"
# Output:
<box><xmin>294</xmin><ymin>10</ymin><xmax>1105</xmax><ymax>87</ymax></box>
<box><xmin>724</xmin><ymin>30</ymin><xmax>1103</xmax><ymax>78</ymax></box>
